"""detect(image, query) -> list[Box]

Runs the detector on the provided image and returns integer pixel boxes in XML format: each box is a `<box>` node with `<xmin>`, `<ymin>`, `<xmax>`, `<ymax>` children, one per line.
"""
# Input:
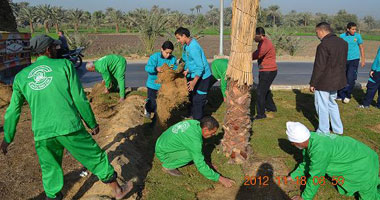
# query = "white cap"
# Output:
<box><xmin>286</xmin><ymin>122</ymin><xmax>310</xmax><ymax>143</ymax></box>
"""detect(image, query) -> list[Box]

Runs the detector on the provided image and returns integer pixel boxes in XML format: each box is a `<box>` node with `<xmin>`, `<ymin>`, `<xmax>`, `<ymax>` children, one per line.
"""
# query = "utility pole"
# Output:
<box><xmin>219</xmin><ymin>0</ymin><xmax>224</xmax><ymax>56</ymax></box>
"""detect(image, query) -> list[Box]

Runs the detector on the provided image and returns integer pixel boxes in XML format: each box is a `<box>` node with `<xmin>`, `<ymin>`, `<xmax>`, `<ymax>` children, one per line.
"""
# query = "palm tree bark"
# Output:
<box><xmin>29</xmin><ymin>20</ymin><xmax>34</xmax><ymax>33</ymax></box>
<box><xmin>44</xmin><ymin>21</ymin><xmax>49</xmax><ymax>33</ymax></box>
<box><xmin>222</xmin><ymin>0</ymin><xmax>259</xmax><ymax>164</ymax></box>
<box><xmin>55</xmin><ymin>23</ymin><xmax>59</xmax><ymax>33</ymax></box>
<box><xmin>116</xmin><ymin>23</ymin><xmax>119</xmax><ymax>33</ymax></box>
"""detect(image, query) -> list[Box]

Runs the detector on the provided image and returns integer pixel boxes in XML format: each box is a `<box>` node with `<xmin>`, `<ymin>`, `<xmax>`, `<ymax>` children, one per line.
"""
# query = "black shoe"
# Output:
<box><xmin>254</xmin><ymin>115</ymin><xmax>267</xmax><ymax>120</ymax></box>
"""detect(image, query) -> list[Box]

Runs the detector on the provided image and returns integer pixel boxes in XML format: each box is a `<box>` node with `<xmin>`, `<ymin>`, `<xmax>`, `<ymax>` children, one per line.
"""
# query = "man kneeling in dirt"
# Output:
<box><xmin>285</xmin><ymin>122</ymin><xmax>380</xmax><ymax>200</ymax></box>
<box><xmin>86</xmin><ymin>54</ymin><xmax>127</xmax><ymax>102</ymax></box>
<box><xmin>1</xmin><ymin>35</ymin><xmax>132</xmax><ymax>200</ymax></box>
<box><xmin>155</xmin><ymin>116</ymin><xmax>235</xmax><ymax>187</ymax></box>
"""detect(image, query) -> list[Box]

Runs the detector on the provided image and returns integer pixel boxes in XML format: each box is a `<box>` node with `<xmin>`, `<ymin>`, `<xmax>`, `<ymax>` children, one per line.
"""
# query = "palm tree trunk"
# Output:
<box><xmin>44</xmin><ymin>21</ymin><xmax>49</xmax><ymax>33</ymax></box>
<box><xmin>273</xmin><ymin>15</ymin><xmax>276</xmax><ymax>27</ymax></box>
<box><xmin>222</xmin><ymin>0</ymin><xmax>259</xmax><ymax>164</ymax></box>
<box><xmin>55</xmin><ymin>23</ymin><xmax>59</xmax><ymax>33</ymax></box>
<box><xmin>29</xmin><ymin>20</ymin><xmax>34</xmax><ymax>33</ymax></box>
<box><xmin>94</xmin><ymin>26</ymin><xmax>98</xmax><ymax>33</ymax></box>
<box><xmin>74</xmin><ymin>23</ymin><xmax>79</xmax><ymax>32</ymax></box>
<box><xmin>116</xmin><ymin>23</ymin><xmax>119</xmax><ymax>33</ymax></box>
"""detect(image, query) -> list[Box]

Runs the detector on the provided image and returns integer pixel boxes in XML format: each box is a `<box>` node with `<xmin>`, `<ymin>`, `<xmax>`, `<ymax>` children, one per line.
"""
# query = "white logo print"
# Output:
<box><xmin>172</xmin><ymin>121</ymin><xmax>190</xmax><ymax>134</ymax></box>
<box><xmin>28</xmin><ymin>65</ymin><xmax>53</xmax><ymax>90</ymax></box>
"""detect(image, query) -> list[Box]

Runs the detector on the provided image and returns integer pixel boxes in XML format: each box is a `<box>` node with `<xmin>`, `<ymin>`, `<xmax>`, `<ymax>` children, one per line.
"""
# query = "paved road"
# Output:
<box><xmin>77</xmin><ymin>62</ymin><xmax>374</xmax><ymax>88</ymax></box>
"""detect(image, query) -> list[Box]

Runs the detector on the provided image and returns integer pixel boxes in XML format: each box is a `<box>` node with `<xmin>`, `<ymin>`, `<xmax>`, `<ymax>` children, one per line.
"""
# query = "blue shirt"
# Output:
<box><xmin>145</xmin><ymin>52</ymin><xmax>177</xmax><ymax>90</ymax></box>
<box><xmin>340</xmin><ymin>32</ymin><xmax>363</xmax><ymax>61</ymax></box>
<box><xmin>182</xmin><ymin>38</ymin><xmax>211</xmax><ymax>80</ymax></box>
<box><xmin>368</xmin><ymin>47</ymin><xmax>380</xmax><ymax>83</ymax></box>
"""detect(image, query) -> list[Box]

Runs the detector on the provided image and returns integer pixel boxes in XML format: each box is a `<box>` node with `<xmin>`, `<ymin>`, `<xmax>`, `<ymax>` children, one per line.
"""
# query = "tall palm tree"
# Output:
<box><xmin>68</xmin><ymin>9</ymin><xmax>84</xmax><ymax>32</ymax></box>
<box><xmin>190</xmin><ymin>8</ymin><xmax>195</xmax><ymax>15</ymax></box>
<box><xmin>208</xmin><ymin>5</ymin><xmax>214</xmax><ymax>10</ymax></box>
<box><xmin>18</xmin><ymin>6</ymin><xmax>37</xmax><ymax>33</ymax></box>
<box><xmin>363</xmin><ymin>16</ymin><xmax>375</xmax><ymax>30</ymax></box>
<box><xmin>37</xmin><ymin>4</ymin><xmax>52</xmax><ymax>33</ymax></box>
<box><xmin>222</xmin><ymin>0</ymin><xmax>259</xmax><ymax>164</ymax></box>
<box><xmin>267</xmin><ymin>5</ymin><xmax>280</xmax><ymax>27</ymax></box>
<box><xmin>195</xmin><ymin>5</ymin><xmax>202</xmax><ymax>13</ymax></box>
<box><xmin>91</xmin><ymin>10</ymin><xmax>104</xmax><ymax>33</ymax></box>
<box><xmin>50</xmin><ymin>6</ymin><xmax>65</xmax><ymax>33</ymax></box>
<box><xmin>127</xmin><ymin>8</ymin><xmax>169</xmax><ymax>54</ymax></box>
<box><xmin>300</xmin><ymin>12</ymin><xmax>312</xmax><ymax>27</ymax></box>
<box><xmin>106</xmin><ymin>8</ymin><xmax>124</xmax><ymax>33</ymax></box>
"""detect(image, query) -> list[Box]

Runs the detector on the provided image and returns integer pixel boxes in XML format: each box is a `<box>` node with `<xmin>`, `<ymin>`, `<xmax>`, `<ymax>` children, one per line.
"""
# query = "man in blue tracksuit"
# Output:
<box><xmin>338</xmin><ymin>22</ymin><xmax>366</xmax><ymax>103</ymax></box>
<box><xmin>359</xmin><ymin>46</ymin><xmax>380</xmax><ymax>109</ymax></box>
<box><xmin>145</xmin><ymin>41</ymin><xmax>177</xmax><ymax>118</ymax></box>
<box><xmin>175</xmin><ymin>27</ymin><xmax>212</xmax><ymax>120</ymax></box>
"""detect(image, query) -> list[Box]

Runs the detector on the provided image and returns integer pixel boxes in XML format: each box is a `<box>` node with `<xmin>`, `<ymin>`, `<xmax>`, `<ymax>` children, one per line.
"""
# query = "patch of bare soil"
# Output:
<box><xmin>197</xmin><ymin>158</ymin><xmax>298</xmax><ymax>200</ymax></box>
<box><xmin>155</xmin><ymin>63</ymin><xmax>189</xmax><ymax>130</ymax></box>
<box><xmin>0</xmin><ymin>82</ymin><xmax>12</xmax><ymax>108</ymax></box>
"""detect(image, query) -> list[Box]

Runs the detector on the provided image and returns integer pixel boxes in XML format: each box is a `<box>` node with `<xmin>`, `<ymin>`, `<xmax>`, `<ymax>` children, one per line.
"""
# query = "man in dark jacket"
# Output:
<box><xmin>309</xmin><ymin>22</ymin><xmax>347</xmax><ymax>135</ymax></box>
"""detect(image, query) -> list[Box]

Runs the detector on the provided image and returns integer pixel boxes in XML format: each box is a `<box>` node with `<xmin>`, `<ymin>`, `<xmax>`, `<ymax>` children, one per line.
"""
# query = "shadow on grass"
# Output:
<box><xmin>278</xmin><ymin>138</ymin><xmax>306</xmax><ymax>192</ymax></box>
<box><xmin>235</xmin><ymin>163</ymin><xmax>291</xmax><ymax>200</ymax></box>
<box><xmin>352</xmin><ymin>88</ymin><xmax>367</xmax><ymax>106</ymax></box>
<box><xmin>204</xmin><ymin>87</ymin><xmax>225</xmax><ymax>117</ymax></box>
<box><xmin>293</xmin><ymin>89</ymin><xmax>318</xmax><ymax>130</ymax></box>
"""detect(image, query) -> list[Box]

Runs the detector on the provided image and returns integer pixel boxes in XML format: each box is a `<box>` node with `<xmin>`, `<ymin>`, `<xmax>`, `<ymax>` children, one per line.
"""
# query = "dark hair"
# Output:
<box><xmin>200</xmin><ymin>116</ymin><xmax>219</xmax><ymax>130</ymax></box>
<box><xmin>347</xmin><ymin>22</ymin><xmax>357</xmax><ymax>29</ymax></box>
<box><xmin>58</xmin><ymin>30</ymin><xmax>64</xmax><ymax>35</ymax></box>
<box><xmin>174</xmin><ymin>27</ymin><xmax>190</xmax><ymax>37</ymax></box>
<box><xmin>256</xmin><ymin>27</ymin><xmax>265</xmax><ymax>36</ymax></box>
<box><xmin>162</xmin><ymin>40</ymin><xmax>174</xmax><ymax>50</ymax></box>
<box><xmin>316</xmin><ymin>22</ymin><xmax>332</xmax><ymax>32</ymax></box>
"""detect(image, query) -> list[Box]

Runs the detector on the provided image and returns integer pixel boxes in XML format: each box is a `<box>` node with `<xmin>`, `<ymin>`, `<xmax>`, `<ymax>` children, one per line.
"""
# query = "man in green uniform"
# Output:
<box><xmin>86</xmin><ymin>54</ymin><xmax>127</xmax><ymax>102</ymax></box>
<box><xmin>285</xmin><ymin>122</ymin><xmax>380</xmax><ymax>200</ymax></box>
<box><xmin>155</xmin><ymin>116</ymin><xmax>235</xmax><ymax>187</ymax></box>
<box><xmin>0</xmin><ymin>35</ymin><xmax>132</xmax><ymax>200</ymax></box>
<box><xmin>209</xmin><ymin>58</ymin><xmax>228</xmax><ymax>102</ymax></box>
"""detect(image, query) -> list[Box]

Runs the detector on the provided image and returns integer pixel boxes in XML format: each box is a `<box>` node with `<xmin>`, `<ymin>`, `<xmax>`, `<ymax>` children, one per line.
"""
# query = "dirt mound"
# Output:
<box><xmin>0</xmin><ymin>83</ymin><xmax>12</xmax><ymax>108</ymax></box>
<box><xmin>63</xmin><ymin>95</ymin><xmax>151</xmax><ymax>200</ymax></box>
<box><xmin>88</xmin><ymin>83</ymin><xmax>119</xmax><ymax>118</ymax></box>
<box><xmin>155</xmin><ymin>63</ymin><xmax>189</xmax><ymax>130</ymax></box>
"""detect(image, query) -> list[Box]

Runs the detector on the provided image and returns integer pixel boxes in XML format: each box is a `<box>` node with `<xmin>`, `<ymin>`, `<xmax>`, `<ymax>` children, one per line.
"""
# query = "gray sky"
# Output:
<box><xmin>14</xmin><ymin>0</ymin><xmax>380</xmax><ymax>19</ymax></box>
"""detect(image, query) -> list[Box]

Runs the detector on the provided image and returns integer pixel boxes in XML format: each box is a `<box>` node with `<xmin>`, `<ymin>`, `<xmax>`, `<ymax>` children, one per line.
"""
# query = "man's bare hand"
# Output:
<box><xmin>119</xmin><ymin>97</ymin><xmax>125</xmax><ymax>103</ymax></box>
<box><xmin>1</xmin><ymin>140</ymin><xmax>9</xmax><ymax>155</ymax></box>
<box><xmin>187</xmin><ymin>80</ymin><xmax>196</xmax><ymax>91</ymax></box>
<box><xmin>219</xmin><ymin>176</ymin><xmax>235</xmax><ymax>188</ymax></box>
<box><xmin>104</xmin><ymin>88</ymin><xmax>109</xmax><ymax>94</ymax></box>
<box><xmin>370</xmin><ymin>71</ymin><xmax>374</xmax><ymax>77</ymax></box>
<box><xmin>309</xmin><ymin>86</ymin><xmax>315</xmax><ymax>93</ymax></box>
<box><xmin>291</xmin><ymin>196</ymin><xmax>303</xmax><ymax>200</ymax></box>
<box><xmin>157</xmin><ymin>67</ymin><xmax>163</xmax><ymax>73</ymax></box>
<box><xmin>183</xmin><ymin>70</ymin><xmax>189</xmax><ymax>76</ymax></box>
<box><xmin>91</xmin><ymin>124</ymin><xmax>100</xmax><ymax>135</ymax></box>
<box><xmin>286</xmin><ymin>176</ymin><xmax>293</xmax><ymax>182</ymax></box>
<box><xmin>361</xmin><ymin>59</ymin><xmax>366</xmax><ymax>68</ymax></box>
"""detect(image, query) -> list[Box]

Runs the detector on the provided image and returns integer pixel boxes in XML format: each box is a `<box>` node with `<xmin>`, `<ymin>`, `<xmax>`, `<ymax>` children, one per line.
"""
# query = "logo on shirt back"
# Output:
<box><xmin>172</xmin><ymin>121</ymin><xmax>190</xmax><ymax>134</ymax></box>
<box><xmin>28</xmin><ymin>65</ymin><xmax>53</xmax><ymax>90</ymax></box>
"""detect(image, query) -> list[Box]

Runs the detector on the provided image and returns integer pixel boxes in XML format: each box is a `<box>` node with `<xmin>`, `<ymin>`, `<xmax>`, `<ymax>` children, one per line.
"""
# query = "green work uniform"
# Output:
<box><xmin>3</xmin><ymin>56</ymin><xmax>115</xmax><ymax>198</ymax></box>
<box><xmin>155</xmin><ymin>120</ymin><xmax>220</xmax><ymax>181</ymax></box>
<box><xmin>211</xmin><ymin>58</ymin><xmax>228</xmax><ymax>98</ymax></box>
<box><xmin>94</xmin><ymin>54</ymin><xmax>127</xmax><ymax>98</ymax></box>
<box><xmin>291</xmin><ymin>132</ymin><xmax>380</xmax><ymax>200</ymax></box>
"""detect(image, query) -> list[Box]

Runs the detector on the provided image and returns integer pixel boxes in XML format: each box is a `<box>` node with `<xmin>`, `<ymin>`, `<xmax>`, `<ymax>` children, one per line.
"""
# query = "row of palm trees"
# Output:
<box><xmin>10</xmin><ymin>2</ymin><xmax>230</xmax><ymax>34</ymax></box>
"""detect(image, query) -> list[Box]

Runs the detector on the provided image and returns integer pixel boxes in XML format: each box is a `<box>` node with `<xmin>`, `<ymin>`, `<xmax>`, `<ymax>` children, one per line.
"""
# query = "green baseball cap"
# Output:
<box><xmin>30</xmin><ymin>34</ymin><xmax>62</xmax><ymax>54</ymax></box>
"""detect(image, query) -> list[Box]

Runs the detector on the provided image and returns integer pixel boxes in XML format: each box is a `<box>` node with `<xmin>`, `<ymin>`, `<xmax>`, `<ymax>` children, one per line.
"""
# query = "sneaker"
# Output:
<box><xmin>343</xmin><ymin>98</ymin><xmax>350</xmax><ymax>104</ymax></box>
<box><xmin>144</xmin><ymin>108</ymin><xmax>151</xmax><ymax>118</ymax></box>
<box><xmin>162</xmin><ymin>167</ymin><xmax>183</xmax><ymax>176</ymax></box>
<box><xmin>335</xmin><ymin>98</ymin><xmax>342</xmax><ymax>101</ymax></box>
<box><xmin>79</xmin><ymin>170</ymin><xmax>88</xmax><ymax>177</ymax></box>
<box><xmin>358</xmin><ymin>105</ymin><xmax>369</xmax><ymax>109</ymax></box>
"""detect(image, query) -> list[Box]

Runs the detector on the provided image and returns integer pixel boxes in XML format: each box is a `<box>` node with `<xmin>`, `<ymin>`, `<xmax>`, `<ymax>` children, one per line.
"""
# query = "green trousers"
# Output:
<box><xmin>156</xmin><ymin>149</ymin><xmax>192</xmax><ymax>169</ymax></box>
<box><xmin>35</xmin><ymin>129</ymin><xmax>115</xmax><ymax>198</ymax></box>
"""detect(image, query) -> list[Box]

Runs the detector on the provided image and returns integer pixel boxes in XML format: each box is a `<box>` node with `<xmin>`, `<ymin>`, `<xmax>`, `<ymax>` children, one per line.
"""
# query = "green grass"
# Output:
<box><xmin>142</xmin><ymin>89</ymin><xmax>379</xmax><ymax>199</ymax></box>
